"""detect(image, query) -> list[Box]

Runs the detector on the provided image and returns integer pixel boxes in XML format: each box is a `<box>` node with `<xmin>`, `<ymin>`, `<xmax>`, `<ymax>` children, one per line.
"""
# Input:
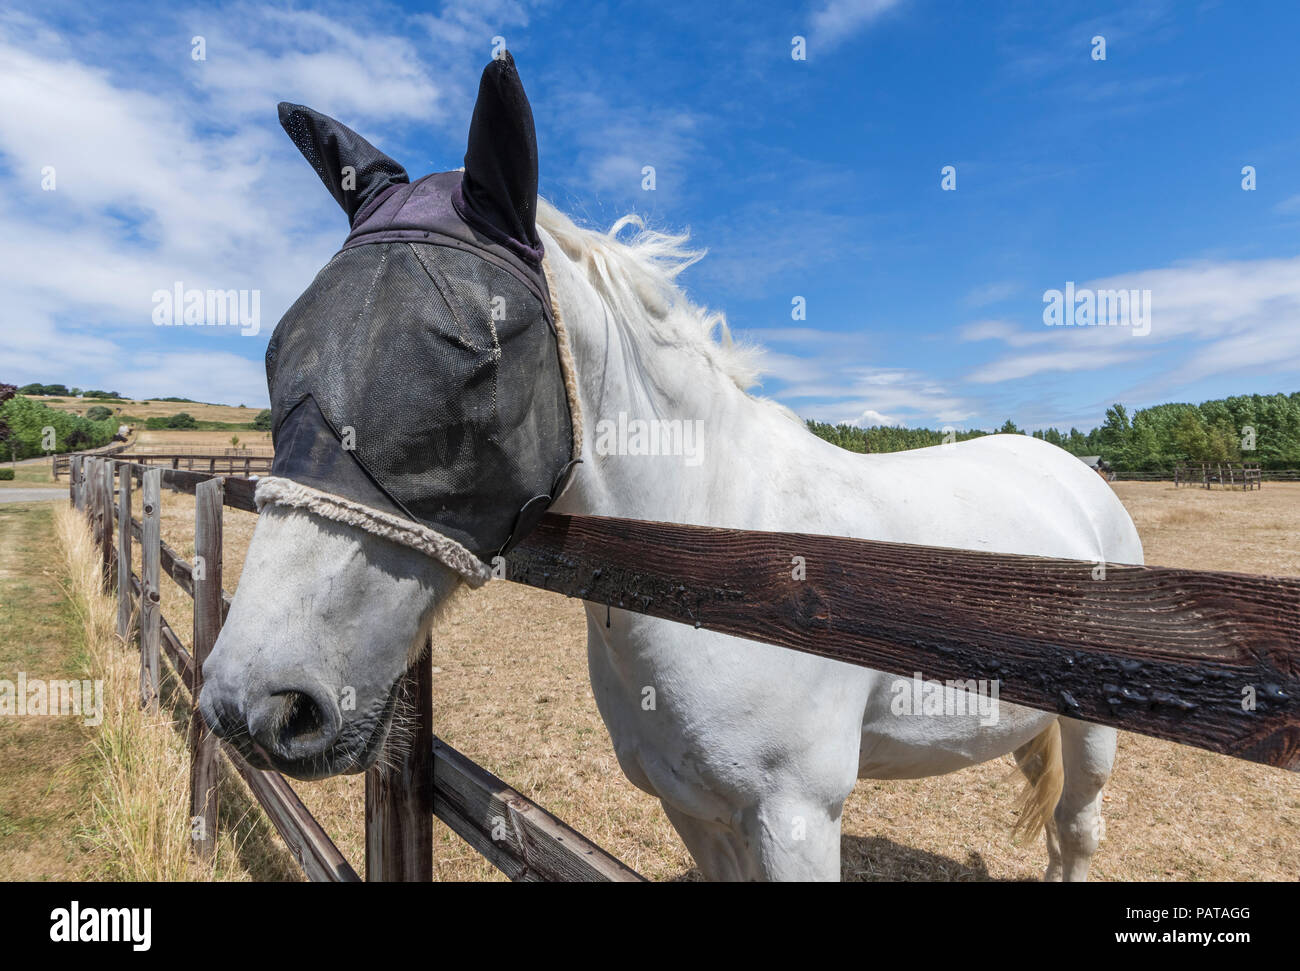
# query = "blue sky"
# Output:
<box><xmin>2</xmin><ymin>0</ymin><xmax>1298</xmax><ymax>431</ymax></box>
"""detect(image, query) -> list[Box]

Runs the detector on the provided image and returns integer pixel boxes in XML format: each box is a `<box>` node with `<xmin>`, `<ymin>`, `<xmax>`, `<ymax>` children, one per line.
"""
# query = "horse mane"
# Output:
<box><xmin>536</xmin><ymin>199</ymin><xmax>769</xmax><ymax>394</ymax></box>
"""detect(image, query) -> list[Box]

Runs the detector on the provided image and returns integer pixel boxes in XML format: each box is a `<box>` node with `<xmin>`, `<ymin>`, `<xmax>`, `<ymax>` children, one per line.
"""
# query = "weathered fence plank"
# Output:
<box><xmin>116</xmin><ymin>463</ymin><xmax>132</xmax><ymax>641</ymax></box>
<box><xmin>140</xmin><ymin>469</ymin><xmax>162</xmax><ymax>711</ymax></box>
<box><xmin>431</xmin><ymin>736</ymin><xmax>645</xmax><ymax>882</ymax></box>
<box><xmin>111</xmin><ymin>452</ymin><xmax>273</xmax><ymax>476</ymax></box>
<box><xmin>99</xmin><ymin>459</ymin><xmax>114</xmax><ymax>592</ymax></box>
<box><xmin>364</xmin><ymin>647</ymin><xmax>433</xmax><ymax>881</ymax></box>
<box><xmin>189</xmin><ymin>477</ymin><xmax>224</xmax><ymax>861</ymax></box>
<box><xmin>123</xmin><ymin>571</ymin><xmax>358</xmax><ymax>881</ymax></box>
<box><xmin>507</xmin><ymin>514</ymin><xmax>1300</xmax><ymax>770</ymax></box>
<box><xmin>127</xmin><ymin>518</ymin><xmax>232</xmax><ymax>620</ymax></box>
<box><xmin>122</xmin><ymin>463</ymin><xmax>258</xmax><ymax>513</ymax></box>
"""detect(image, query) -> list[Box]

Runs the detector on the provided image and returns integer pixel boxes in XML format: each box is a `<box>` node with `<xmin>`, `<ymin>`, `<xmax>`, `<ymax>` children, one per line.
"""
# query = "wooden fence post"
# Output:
<box><xmin>86</xmin><ymin>459</ymin><xmax>102</xmax><ymax>567</ymax></box>
<box><xmin>80</xmin><ymin>457</ymin><xmax>92</xmax><ymax>521</ymax></box>
<box><xmin>140</xmin><ymin>468</ymin><xmax>162</xmax><ymax>712</ymax></box>
<box><xmin>69</xmin><ymin>455</ymin><xmax>78</xmax><ymax>506</ymax></box>
<box><xmin>99</xmin><ymin>459</ymin><xmax>114</xmax><ymax>592</ymax></box>
<box><xmin>364</xmin><ymin>641</ymin><xmax>433</xmax><ymax>881</ymax></box>
<box><xmin>116</xmin><ymin>463</ymin><xmax>132</xmax><ymax>641</ymax></box>
<box><xmin>190</xmin><ymin>476</ymin><xmax>224</xmax><ymax>862</ymax></box>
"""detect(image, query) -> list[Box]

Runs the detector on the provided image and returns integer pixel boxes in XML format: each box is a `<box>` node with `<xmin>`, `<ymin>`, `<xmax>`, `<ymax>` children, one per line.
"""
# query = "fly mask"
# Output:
<box><xmin>260</xmin><ymin>53</ymin><xmax>582</xmax><ymax>586</ymax></box>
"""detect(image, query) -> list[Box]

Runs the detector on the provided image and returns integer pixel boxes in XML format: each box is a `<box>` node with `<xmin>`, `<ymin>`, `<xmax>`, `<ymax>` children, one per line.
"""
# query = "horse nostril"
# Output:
<box><xmin>247</xmin><ymin>687</ymin><xmax>342</xmax><ymax>763</ymax></box>
<box><xmin>283</xmin><ymin>692</ymin><xmax>324</xmax><ymax>741</ymax></box>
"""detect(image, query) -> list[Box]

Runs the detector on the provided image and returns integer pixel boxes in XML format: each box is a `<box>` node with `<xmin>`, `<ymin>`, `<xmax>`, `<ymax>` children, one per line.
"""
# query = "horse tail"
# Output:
<box><xmin>1010</xmin><ymin>721</ymin><xmax>1063</xmax><ymax>842</ymax></box>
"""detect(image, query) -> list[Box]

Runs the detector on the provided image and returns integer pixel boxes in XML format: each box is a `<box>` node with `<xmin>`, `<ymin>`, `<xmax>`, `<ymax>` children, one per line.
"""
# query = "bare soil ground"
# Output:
<box><xmin>122</xmin><ymin>479</ymin><xmax>1299</xmax><ymax>882</ymax></box>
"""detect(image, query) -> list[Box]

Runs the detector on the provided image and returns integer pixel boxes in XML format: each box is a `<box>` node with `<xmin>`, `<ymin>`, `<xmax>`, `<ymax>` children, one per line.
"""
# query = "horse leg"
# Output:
<box><xmin>1054</xmin><ymin>718</ymin><xmax>1117</xmax><ymax>882</ymax></box>
<box><xmin>661</xmin><ymin>793</ymin><xmax>844</xmax><ymax>881</ymax></box>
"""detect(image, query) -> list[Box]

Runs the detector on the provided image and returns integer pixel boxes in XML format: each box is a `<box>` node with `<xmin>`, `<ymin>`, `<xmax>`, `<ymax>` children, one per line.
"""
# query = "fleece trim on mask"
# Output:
<box><xmin>254</xmin><ymin>475</ymin><xmax>493</xmax><ymax>587</ymax></box>
<box><xmin>543</xmin><ymin>256</ymin><xmax>584</xmax><ymax>465</ymax></box>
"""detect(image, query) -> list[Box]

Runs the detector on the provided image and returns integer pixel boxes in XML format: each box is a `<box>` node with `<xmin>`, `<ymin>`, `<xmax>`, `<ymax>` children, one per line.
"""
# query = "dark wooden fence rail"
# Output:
<box><xmin>506</xmin><ymin>516</ymin><xmax>1300</xmax><ymax>770</ymax></box>
<box><xmin>66</xmin><ymin>441</ymin><xmax>1300</xmax><ymax>884</ymax></box>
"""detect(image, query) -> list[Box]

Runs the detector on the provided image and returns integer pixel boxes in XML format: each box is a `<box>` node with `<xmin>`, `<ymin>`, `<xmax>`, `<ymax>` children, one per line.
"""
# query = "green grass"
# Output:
<box><xmin>0</xmin><ymin>464</ymin><xmax>60</xmax><ymax>488</ymax></box>
<box><xmin>0</xmin><ymin>502</ymin><xmax>100</xmax><ymax>878</ymax></box>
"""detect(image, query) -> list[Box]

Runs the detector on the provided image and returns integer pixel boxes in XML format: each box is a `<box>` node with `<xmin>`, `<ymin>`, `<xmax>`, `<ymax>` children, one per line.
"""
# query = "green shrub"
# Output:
<box><xmin>0</xmin><ymin>469</ymin><xmax>13</xmax><ymax>480</ymax></box>
<box><xmin>0</xmin><ymin>395</ymin><xmax>117</xmax><ymax>458</ymax></box>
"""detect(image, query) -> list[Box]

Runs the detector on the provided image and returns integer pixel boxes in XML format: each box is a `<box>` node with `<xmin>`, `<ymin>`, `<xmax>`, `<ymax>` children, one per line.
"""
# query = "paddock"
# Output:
<box><xmin>77</xmin><ymin>461</ymin><xmax>1298</xmax><ymax>882</ymax></box>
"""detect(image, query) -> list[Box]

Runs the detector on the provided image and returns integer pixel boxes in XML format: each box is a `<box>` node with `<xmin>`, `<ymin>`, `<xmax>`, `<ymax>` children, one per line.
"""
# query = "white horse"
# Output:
<box><xmin>530</xmin><ymin>203</ymin><xmax>1140</xmax><ymax>880</ymax></box>
<box><xmin>201</xmin><ymin>60</ymin><xmax>1142</xmax><ymax>881</ymax></box>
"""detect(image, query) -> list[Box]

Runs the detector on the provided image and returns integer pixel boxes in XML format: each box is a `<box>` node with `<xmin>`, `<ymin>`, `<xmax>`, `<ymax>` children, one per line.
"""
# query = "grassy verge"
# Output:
<box><xmin>0</xmin><ymin>501</ymin><xmax>98</xmax><ymax>878</ymax></box>
<box><xmin>52</xmin><ymin>503</ymin><xmax>299</xmax><ymax>881</ymax></box>
<box><xmin>0</xmin><ymin>464</ymin><xmax>59</xmax><ymax>488</ymax></box>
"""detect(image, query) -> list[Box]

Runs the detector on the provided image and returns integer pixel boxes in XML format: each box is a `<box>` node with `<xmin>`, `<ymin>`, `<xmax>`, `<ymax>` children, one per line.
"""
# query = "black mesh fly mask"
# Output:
<box><xmin>258</xmin><ymin>54</ymin><xmax>581</xmax><ymax>585</ymax></box>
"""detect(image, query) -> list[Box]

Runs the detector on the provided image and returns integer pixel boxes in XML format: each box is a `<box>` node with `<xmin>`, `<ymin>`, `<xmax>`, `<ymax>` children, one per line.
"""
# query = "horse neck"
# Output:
<box><xmin>546</xmin><ymin>246</ymin><xmax>776</xmax><ymax>525</ymax></box>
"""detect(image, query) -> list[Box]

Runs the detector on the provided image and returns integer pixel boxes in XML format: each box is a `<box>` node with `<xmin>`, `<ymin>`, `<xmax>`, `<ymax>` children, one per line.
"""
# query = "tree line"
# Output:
<box><xmin>0</xmin><ymin>385</ymin><xmax>120</xmax><ymax>459</ymax></box>
<box><xmin>806</xmin><ymin>392</ymin><xmax>1300</xmax><ymax>472</ymax></box>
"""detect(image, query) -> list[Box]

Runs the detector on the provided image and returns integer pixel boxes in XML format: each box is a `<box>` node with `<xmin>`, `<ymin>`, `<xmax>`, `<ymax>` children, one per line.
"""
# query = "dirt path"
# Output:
<box><xmin>0</xmin><ymin>489</ymin><xmax>66</xmax><ymax>504</ymax></box>
<box><xmin>0</xmin><ymin>502</ymin><xmax>98</xmax><ymax>878</ymax></box>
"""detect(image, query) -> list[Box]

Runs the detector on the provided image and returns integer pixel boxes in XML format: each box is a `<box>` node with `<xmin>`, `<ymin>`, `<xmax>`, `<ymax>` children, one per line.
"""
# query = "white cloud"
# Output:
<box><xmin>959</xmin><ymin>318</ymin><xmax>1053</xmax><ymax>348</ymax></box>
<box><xmin>0</xmin><ymin>7</ymin><xmax>523</xmax><ymax>404</ymax></box>
<box><xmin>809</xmin><ymin>0</ymin><xmax>903</xmax><ymax>51</ymax></box>
<box><xmin>963</xmin><ymin>280</ymin><xmax>1020</xmax><ymax>307</ymax></box>
<box><xmin>547</xmin><ymin>90</ymin><xmax>703</xmax><ymax>201</ymax></box>
<box><xmin>966</xmin><ymin>346</ymin><xmax>1147</xmax><ymax>384</ymax></box>
<box><xmin>779</xmin><ymin>366</ymin><xmax>974</xmax><ymax>426</ymax></box>
<box><xmin>962</xmin><ymin>256</ymin><xmax>1300</xmax><ymax>391</ymax></box>
<box><xmin>850</xmin><ymin>408</ymin><xmax>896</xmax><ymax>426</ymax></box>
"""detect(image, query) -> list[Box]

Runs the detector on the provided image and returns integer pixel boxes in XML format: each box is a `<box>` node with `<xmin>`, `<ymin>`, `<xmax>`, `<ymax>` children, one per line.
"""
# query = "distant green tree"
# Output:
<box><xmin>804</xmin><ymin>391</ymin><xmax>1300</xmax><ymax>472</ymax></box>
<box><xmin>0</xmin><ymin>394</ymin><xmax>117</xmax><ymax>456</ymax></box>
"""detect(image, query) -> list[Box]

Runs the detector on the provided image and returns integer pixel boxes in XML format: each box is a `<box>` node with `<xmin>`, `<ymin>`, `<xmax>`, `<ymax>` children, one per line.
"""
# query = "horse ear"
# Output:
<box><xmin>458</xmin><ymin>52</ymin><xmax>540</xmax><ymax>252</ymax></box>
<box><xmin>278</xmin><ymin>103</ymin><xmax>409</xmax><ymax>225</ymax></box>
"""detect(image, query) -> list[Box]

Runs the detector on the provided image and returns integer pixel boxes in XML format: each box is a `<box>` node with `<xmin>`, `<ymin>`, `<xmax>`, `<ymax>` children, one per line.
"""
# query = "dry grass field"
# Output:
<box><xmin>119</xmin><ymin>479</ymin><xmax>1299</xmax><ymax>882</ymax></box>
<box><xmin>34</xmin><ymin>396</ymin><xmax>261</xmax><ymax>426</ymax></box>
<box><xmin>131</xmin><ymin>429</ymin><xmax>273</xmax><ymax>450</ymax></box>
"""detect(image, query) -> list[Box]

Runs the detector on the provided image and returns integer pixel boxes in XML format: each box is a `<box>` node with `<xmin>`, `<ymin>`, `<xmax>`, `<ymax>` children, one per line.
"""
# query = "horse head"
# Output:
<box><xmin>199</xmin><ymin>53</ymin><xmax>579</xmax><ymax>780</ymax></box>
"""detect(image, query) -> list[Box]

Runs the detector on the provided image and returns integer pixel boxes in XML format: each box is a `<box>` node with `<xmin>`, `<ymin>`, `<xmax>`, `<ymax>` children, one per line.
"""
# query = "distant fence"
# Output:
<box><xmin>1115</xmin><ymin>466</ymin><xmax>1299</xmax><ymax>484</ymax></box>
<box><xmin>65</xmin><ymin>447</ymin><xmax>1300</xmax><ymax>881</ymax></box>
<box><xmin>1173</xmin><ymin>463</ymin><xmax>1263</xmax><ymax>490</ymax></box>
<box><xmin>55</xmin><ymin>450</ymin><xmax>273</xmax><ymax>479</ymax></box>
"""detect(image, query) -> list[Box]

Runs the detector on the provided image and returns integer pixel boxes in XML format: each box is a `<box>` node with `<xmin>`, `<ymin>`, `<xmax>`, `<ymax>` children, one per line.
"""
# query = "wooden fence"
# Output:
<box><xmin>1174</xmin><ymin>462</ymin><xmax>1264</xmax><ymax>490</ymax></box>
<box><xmin>57</xmin><ymin>451</ymin><xmax>274</xmax><ymax>479</ymax></box>
<box><xmin>69</xmin><ymin>454</ymin><xmax>643</xmax><ymax>882</ymax></box>
<box><xmin>65</xmin><ymin>450</ymin><xmax>1300</xmax><ymax>882</ymax></box>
